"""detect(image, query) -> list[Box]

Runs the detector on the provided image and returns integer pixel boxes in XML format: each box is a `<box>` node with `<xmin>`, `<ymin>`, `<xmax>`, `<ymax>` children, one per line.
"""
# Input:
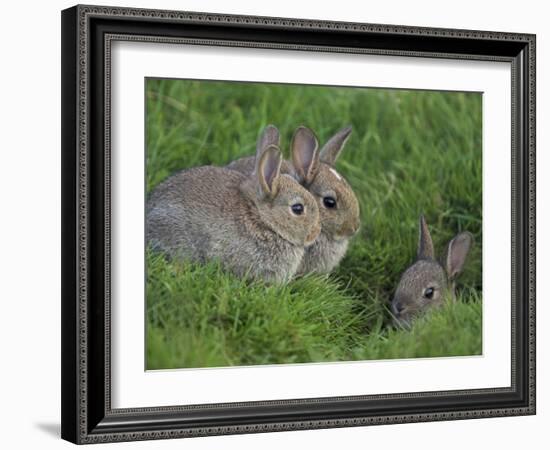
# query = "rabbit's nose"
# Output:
<box><xmin>342</xmin><ymin>219</ymin><xmax>360</xmax><ymax>238</ymax></box>
<box><xmin>392</xmin><ymin>301</ymin><xmax>405</xmax><ymax>315</ymax></box>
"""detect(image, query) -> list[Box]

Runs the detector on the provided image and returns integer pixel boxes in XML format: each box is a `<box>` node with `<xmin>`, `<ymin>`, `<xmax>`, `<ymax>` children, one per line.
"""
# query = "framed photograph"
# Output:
<box><xmin>61</xmin><ymin>4</ymin><xmax>536</xmax><ymax>444</ymax></box>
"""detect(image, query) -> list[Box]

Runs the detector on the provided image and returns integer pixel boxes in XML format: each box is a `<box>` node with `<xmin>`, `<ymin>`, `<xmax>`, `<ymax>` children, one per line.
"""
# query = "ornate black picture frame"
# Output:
<box><xmin>61</xmin><ymin>4</ymin><xmax>536</xmax><ymax>444</ymax></box>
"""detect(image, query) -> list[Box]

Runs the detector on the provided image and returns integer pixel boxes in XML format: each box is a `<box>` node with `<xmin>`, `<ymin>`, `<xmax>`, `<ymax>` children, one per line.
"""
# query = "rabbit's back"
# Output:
<box><xmin>148</xmin><ymin>165</ymin><xmax>241</xmax><ymax>210</ymax></box>
<box><xmin>226</xmin><ymin>156</ymin><xmax>256</xmax><ymax>175</ymax></box>
<box><xmin>148</xmin><ymin>166</ymin><xmax>246</xmax><ymax>258</ymax></box>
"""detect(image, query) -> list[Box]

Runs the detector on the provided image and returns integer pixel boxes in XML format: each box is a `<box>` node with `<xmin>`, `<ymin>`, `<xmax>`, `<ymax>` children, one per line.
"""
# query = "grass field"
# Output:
<box><xmin>145</xmin><ymin>78</ymin><xmax>483</xmax><ymax>370</ymax></box>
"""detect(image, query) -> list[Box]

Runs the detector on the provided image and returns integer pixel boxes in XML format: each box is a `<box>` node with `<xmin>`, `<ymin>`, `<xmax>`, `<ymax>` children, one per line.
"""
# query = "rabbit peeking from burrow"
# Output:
<box><xmin>146</xmin><ymin>128</ymin><xmax>321</xmax><ymax>284</ymax></box>
<box><xmin>391</xmin><ymin>215</ymin><xmax>474</xmax><ymax>328</ymax></box>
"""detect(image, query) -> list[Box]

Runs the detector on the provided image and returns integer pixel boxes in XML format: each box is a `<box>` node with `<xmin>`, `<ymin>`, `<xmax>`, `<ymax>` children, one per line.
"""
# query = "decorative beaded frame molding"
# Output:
<box><xmin>61</xmin><ymin>4</ymin><xmax>536</xmax><ymax>445</ymax></box>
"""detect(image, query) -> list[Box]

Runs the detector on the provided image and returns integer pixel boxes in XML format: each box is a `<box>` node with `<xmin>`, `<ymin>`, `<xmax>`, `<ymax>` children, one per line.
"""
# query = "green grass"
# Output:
<box><xmin>145</xmin><ymin>78</ymin><xmax>483</xmax><ymax>370</ymax></box>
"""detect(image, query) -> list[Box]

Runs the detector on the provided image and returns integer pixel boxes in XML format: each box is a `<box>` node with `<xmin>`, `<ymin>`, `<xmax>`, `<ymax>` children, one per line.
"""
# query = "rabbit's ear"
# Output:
<box><xmin>291</xmin><ymin>126</ymin><xmax>320</xmax><ymax>185</ymax></box>
<box><xmin>417</xmin><ymin>215</ymin><xmax>435</xmax><ymax>260</ymax></box>
<box><xmin>256</xmin><ymin>125</ymin><xmax>280</xmax><ymax>158</ymax></box>
<box><xmin>445</xmin><ymin>232</ymin><xmax>473</xmax><ymax>280</ymax></box>
<box><xmin>256</xmin><ymin>145</ymin><xmax>282</xmax><ymax>198</ymax></box>
<box><xmin>319</xmin><ymin>125</ymin><xmax>353</xmax><ymax>166</ymax></box>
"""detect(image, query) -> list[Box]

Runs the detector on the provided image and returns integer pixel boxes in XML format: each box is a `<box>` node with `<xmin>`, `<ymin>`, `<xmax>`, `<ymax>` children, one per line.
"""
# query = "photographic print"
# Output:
<box><xmin>62</xmin><ymin>6</ymin><xmax>535</xmax><ymax>443</ymax></box>
<box><xmin>145</xmin><ymin>78</ymin><xmax>482</xmax><ymax>370</ymax></box>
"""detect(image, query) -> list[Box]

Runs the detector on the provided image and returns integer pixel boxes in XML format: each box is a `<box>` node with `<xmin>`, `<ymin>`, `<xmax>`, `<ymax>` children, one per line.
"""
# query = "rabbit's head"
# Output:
<box><xmin>241</xmin><ymin>143</ymin><xmax>321</xmax><ymax>247</ymax></box>
<box><xmin>391</xmin><ymin>215</ymin><xmax>473</xmax><ymax>327</ymax></box>
<box><xmin>290</xmin><ymin>126</ymin><xmax>360</xmax><ymax>241</ymax></box>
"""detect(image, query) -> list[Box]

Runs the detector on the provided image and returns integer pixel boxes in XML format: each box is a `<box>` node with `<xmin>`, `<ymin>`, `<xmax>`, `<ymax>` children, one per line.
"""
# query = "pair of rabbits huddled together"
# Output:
<box><xmin>147</xmin><ymin>124</ymin><xmax>360</xmax><ymax>284</ymax></box>
<box><xmin>146</xmin><ymin>125</ymin><xmax>474</xmax><ymax>325</ymax></box>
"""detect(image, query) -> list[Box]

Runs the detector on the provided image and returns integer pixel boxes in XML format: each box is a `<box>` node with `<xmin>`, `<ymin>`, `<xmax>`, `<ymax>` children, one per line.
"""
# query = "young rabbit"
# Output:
<box><xmin>391</xmin><ymin>215</ymin><xmax>474</xmax><ymax>327</ymax></box>
<box><xmin>228</xmin><ymin>125</ymin><xmax>360</xmax><ymax>275</ymax></box>
<box><xmin>146</xmin><ymin>136</ymin><xmax>321</xmax><ymax>284</ymax></box>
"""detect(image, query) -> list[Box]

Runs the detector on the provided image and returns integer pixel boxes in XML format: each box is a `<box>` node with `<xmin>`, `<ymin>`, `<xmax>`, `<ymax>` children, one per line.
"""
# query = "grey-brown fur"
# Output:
<box><xmin>227</xmin><ymin>124</ymin><xmax>296</xmax><ymax>175</ymax></box>
<box><xmin>147</xmin><ymin>142</ymin><xmax>320</xmax><ymax>284</ymax></box>
<box><xmin>227</xmin><ymin>125</ymin><xmax>360</xmax><ymax>275</ymax></box>
<box><xmin>391</xmin><ymin>215</ymin><xmax>473</xmax><ymax>327</ymax></box>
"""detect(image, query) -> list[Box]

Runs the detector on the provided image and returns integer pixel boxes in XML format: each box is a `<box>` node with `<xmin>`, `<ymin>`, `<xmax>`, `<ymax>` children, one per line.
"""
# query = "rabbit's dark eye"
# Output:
<box><xmin>423</xmin><ymin>287</ymin><xmax>435</xmax><ymax>299</ymax></box>
<box><xmin>323</xmin><ymin>197</ymin><xmax>337</xmax><ymax>209</ymax></box>
<box><xmin>291</xmin><ymin>203</ymin><xmax>304</xmax><ymax>215</ymax></box>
